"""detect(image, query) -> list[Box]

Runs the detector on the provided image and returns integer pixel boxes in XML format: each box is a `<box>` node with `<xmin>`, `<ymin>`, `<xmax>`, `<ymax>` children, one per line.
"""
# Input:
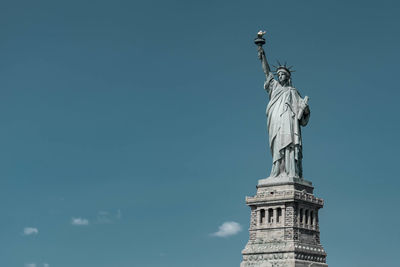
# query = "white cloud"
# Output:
<box><xmin>211</xmin><ymin>221</ymin><xmax>242</xmax><ymax>237</ymax></box>
<box><xmin>23</xmin><ymin>227</ymin><xmax>38</xmax><ymax>236</ymax></box>
<box><xmin>25</xmin><ymin>264</ymin><xmax>36</xmax><ymax>267</ymax></box>
<box><xmin>43</xmin><ymin>263</ymin><xmax>50</xmax><ymax>267</ymax></box>
<box><xmin>71</xmin><ymin>217</ymin><xmax>89</xmax><ymax>226</ymax></box>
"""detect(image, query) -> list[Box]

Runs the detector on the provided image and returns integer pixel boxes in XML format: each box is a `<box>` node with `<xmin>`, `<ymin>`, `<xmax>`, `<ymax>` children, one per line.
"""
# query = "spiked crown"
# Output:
<box><xmin>272</xmin><ymin>61</ymin><xmax>295</xmax><ymax>76</ymax></box>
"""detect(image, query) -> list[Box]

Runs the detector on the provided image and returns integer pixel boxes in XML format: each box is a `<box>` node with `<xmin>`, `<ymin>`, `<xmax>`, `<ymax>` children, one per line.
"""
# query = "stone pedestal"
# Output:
<box><xmin>240</xmin><ymin>176</ymin><xmax>328</xmax><ymax>267</ymax></box>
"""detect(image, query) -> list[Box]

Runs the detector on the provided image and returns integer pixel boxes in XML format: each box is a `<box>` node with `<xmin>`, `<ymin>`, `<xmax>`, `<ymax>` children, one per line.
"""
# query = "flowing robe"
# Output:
<box><xmin>264</xmin><ymin>73</ymin><xmax>310</xmax><ymax>178</ymax></box>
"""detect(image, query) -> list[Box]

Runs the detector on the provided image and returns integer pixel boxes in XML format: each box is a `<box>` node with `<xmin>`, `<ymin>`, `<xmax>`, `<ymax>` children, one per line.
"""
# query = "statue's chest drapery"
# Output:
<box><xmin>267</xmin><ymin>86</ymin><xmax>300</xmax><ymax>119</ymax></box>
<box><xmin>266</xmin><ymin>84</ymin><xmax>302</xmax><ymax>148</ymax></box>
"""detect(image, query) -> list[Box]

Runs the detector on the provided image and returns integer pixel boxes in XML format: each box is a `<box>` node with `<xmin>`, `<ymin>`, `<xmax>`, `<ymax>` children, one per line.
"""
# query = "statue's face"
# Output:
<box><xmin>277</xmin><ymin>71</ymin><xmax>289</xmax><ymax>85</ymax></box>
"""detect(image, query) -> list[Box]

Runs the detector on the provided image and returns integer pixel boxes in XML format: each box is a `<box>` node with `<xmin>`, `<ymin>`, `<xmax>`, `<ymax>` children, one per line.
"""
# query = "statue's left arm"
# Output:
<box><xmin>298</xmin><ymin>96</ymin><xmax>310</xmax><ymax>126</ymax></box>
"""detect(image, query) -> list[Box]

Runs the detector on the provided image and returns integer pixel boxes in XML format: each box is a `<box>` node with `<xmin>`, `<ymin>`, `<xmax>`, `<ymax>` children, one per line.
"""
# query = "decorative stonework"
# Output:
<box><xmin>285</xmin><ymin>205</ymin><xmax>294</xmax><ymax>227</ymax></box>
<box><xmin>251</xmin><ymin>207</ymin><xmax>257</xmax><ymax>228</ymax></box>
<box><xmin>246</xmin><ymin>190</ymin><xmax>324</xmax><ymax>206</ymax></box>
<box><xmin>241</xmin><ymin>177</ymin><xmax>328</xmax><ymax>267</ymax></box>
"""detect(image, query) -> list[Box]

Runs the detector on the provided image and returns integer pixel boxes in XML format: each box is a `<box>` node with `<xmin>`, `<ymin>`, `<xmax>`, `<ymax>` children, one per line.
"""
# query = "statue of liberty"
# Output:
<box><xmin>255</xmin><ymin>31</ymin><xmax>310</xmax><ymax>178</ymax></box>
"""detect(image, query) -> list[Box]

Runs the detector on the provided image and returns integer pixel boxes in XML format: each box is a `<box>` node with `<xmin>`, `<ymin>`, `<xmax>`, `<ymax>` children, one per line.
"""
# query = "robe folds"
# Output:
<box><xmin>264</xmin><ymin>73</ymin><xmax>310</xmax><ymax>178</ymax></box>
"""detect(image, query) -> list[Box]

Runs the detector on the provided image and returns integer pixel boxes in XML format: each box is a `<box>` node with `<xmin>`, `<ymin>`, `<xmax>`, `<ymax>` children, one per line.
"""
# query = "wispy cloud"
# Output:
<box><xmin>211</xmin><ymin>221</ymin><xmax>242</xmax><ymax>237</ymax></box>
<box><xmin>96</xmin><ymin>209</ymin><xmax>122</xmax><ymax>224</ymax></box>
<box><xmin>71</xmin><ymin>217</ymin><xmax>89</xmax><ymax>226</ymax></box>
<box><xmin>43</xmin><ymin>263</ymin><xmax>50</xmax><ymax>267</ymax></box>
<box><xmin>23</xmin><ymin>227</ymin><xmax>38</xmax><ymax>236</ymax></box>
<box><xmin>96</xmin><ymin>211</ymin><xmax>112</xmax><ymax>224</ymax></box>
<box><xmin>25</xmin><ymin>264</ymin><xmax>36</xmax><ymax>267</ymax></box>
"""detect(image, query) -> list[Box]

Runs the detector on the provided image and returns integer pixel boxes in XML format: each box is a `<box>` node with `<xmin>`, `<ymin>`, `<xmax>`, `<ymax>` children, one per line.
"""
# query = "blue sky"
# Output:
<box><xmin>1</xmin><ymin>0</ymin><xmax>399</xmax><ymax>266</ymax></box>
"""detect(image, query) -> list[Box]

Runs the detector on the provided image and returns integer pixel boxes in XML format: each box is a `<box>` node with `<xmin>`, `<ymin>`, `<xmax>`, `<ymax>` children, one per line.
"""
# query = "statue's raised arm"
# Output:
<box><xmin>254</xmin><ymin>31</ymin><xmax>270</xmax><ymax>78</ymax></box>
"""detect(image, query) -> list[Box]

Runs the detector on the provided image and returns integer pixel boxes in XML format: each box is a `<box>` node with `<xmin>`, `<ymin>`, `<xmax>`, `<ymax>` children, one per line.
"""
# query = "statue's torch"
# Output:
<box><xmin>254</xmin><ymin>30</ymin><xmax>266</xmax><ymax>47</ymax></box>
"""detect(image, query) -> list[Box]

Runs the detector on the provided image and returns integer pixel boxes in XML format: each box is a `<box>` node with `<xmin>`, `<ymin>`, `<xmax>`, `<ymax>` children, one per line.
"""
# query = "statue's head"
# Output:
<box><xmin>274</xmin><ymin>62</ymin><xmax>294</xmax><ymax>86</ymax></box>
<box><xmin>277</xmin><ymin>68</ymin><xmax>291</xmax><ymax>86</ymax></box>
